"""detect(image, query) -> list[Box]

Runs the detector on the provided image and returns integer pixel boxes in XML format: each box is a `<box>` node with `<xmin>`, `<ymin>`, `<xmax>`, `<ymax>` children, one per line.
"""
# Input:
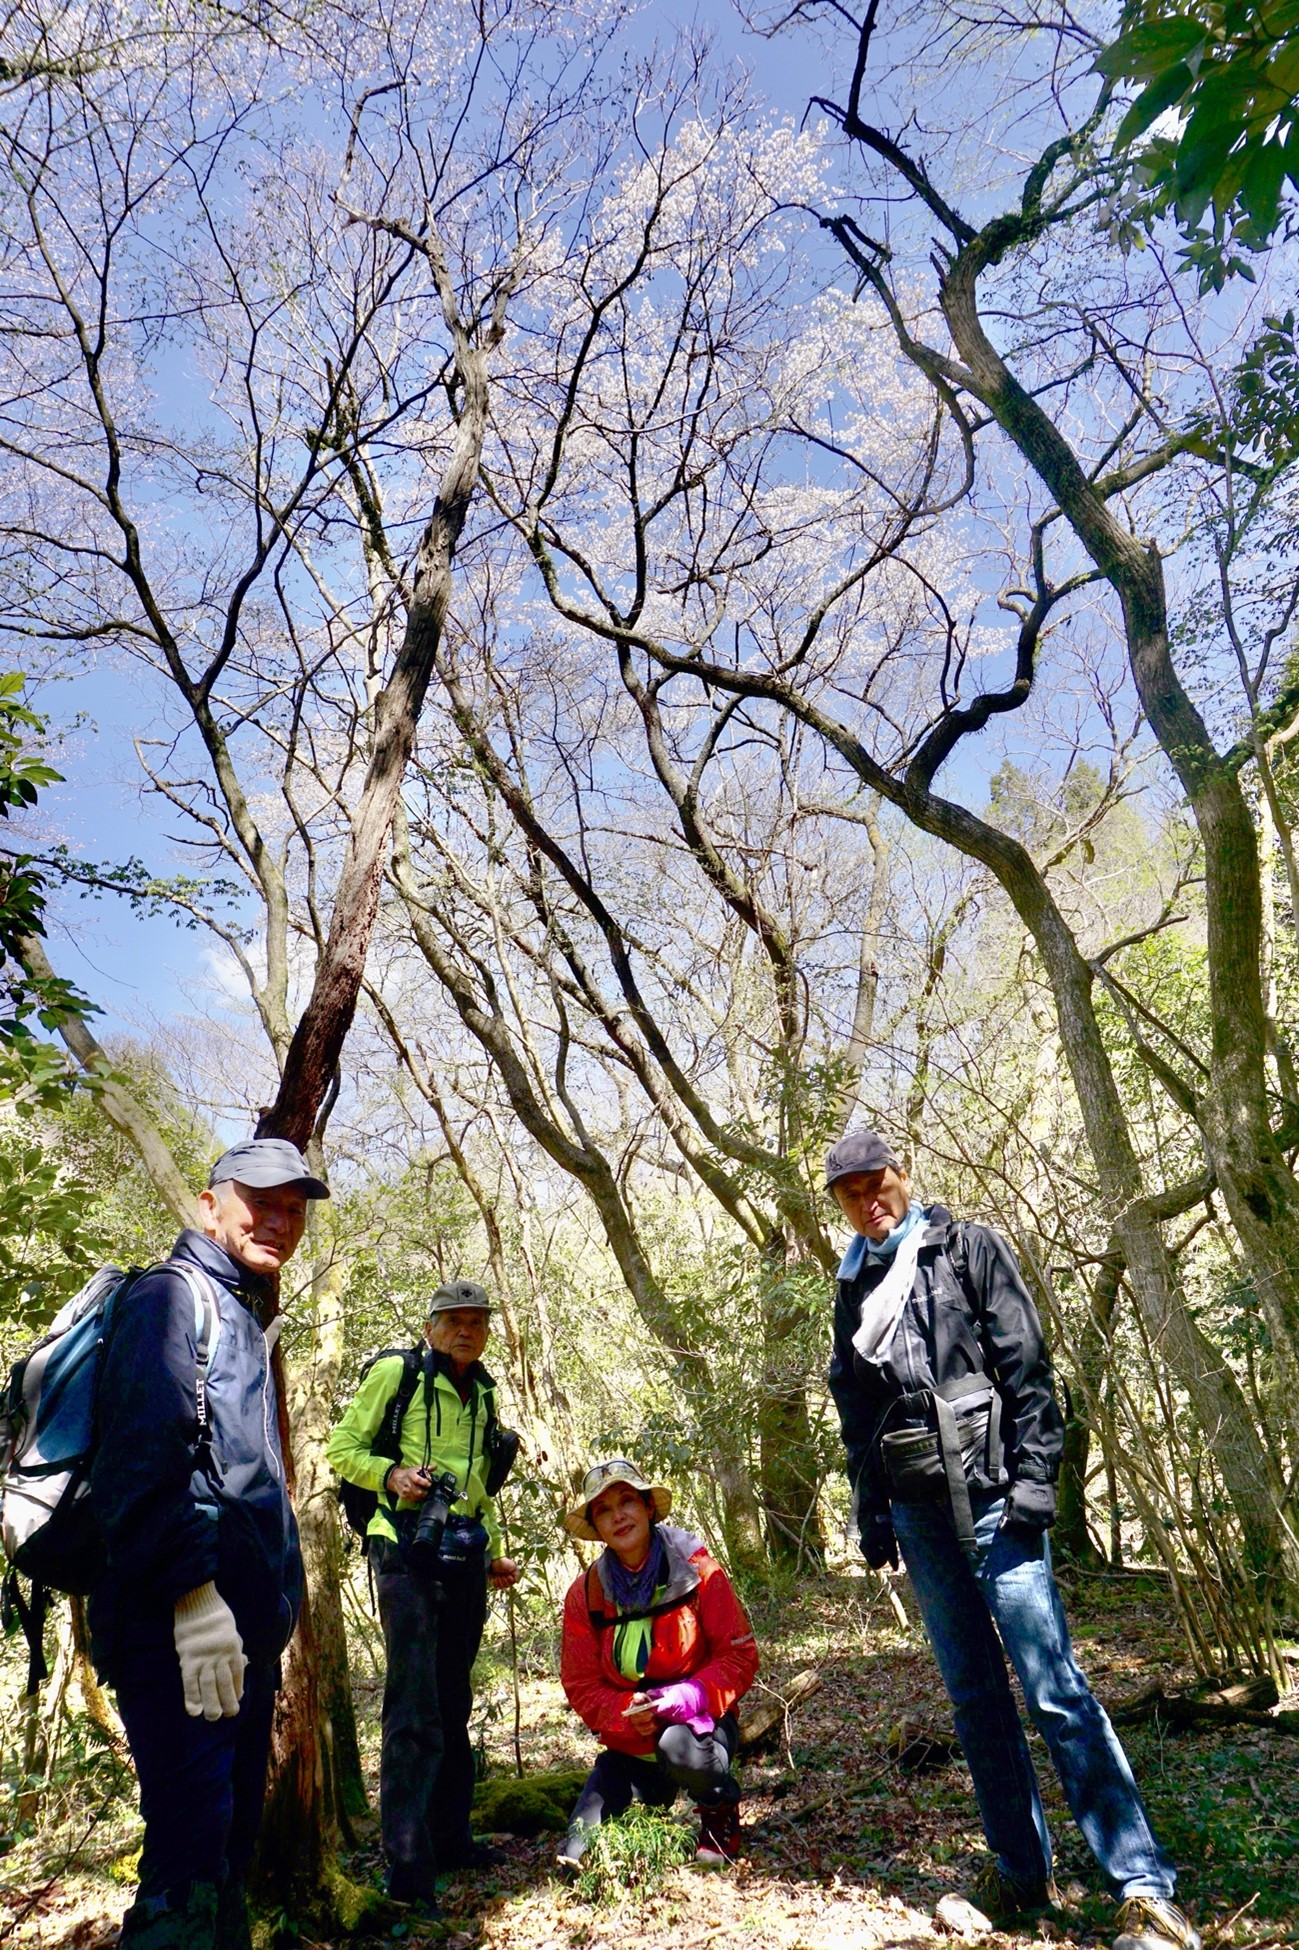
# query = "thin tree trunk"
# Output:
<box><xmin>391</xmin><ymin>826</ymin><xmax>768</xmax><ymax>1568</ymax></box>
<box><xmin>1055</xmin><ymin>1255</ymin><xmax>1118</xmax><ymax>1568</ymax></box>
<box><xmin>931</xmin><ymin>216</ymin><xmax>1299</xmax><ymax>1436</ymax></box>
<box><xmin>838</xmin><ymin>795</ymin><xmax>890</xmax><ymax>1123</ymax></box>
<box><xmin>757</xmin><ymin>1232</ymin><xmax>826</xmax><ymax>1567</ymax></box>
<box><xmin>803</xmin><ymin>81</ymin><xmax>1299</xmax><ymax>1596</ymax></box>
<box><xmin>251</xmin><ymin>1337</ymin><xmax>335</xmax><ymax>1901</ymax></box>
<box><xmin>286</xmin><ymin>1244</ymin><xmax>368</xmax><ymax>1832</ymax></box>
<box><xmin>257</xmin><ymin>236</ymin><xmax>518</xmax><ymax>1150</ymax></box>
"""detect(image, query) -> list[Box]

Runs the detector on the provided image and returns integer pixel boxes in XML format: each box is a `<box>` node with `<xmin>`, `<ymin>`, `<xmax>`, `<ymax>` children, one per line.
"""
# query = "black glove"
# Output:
<box><xmin>860</xmin><ymin>1513</ymin><xmax>899</xmax><ymax>1570</ymax></box>
<box><xmin>1001</xmin><ymin>1478</ymin><xmax>1057</xmax><ymax>1535</ymax></box>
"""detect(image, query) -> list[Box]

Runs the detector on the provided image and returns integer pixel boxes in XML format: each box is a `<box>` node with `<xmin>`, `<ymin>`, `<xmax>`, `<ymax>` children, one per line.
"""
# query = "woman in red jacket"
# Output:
<box><xmin>557</xmin><ymin>1458</ymin><xmax>759</xmax><ymax>1870</ymax></box>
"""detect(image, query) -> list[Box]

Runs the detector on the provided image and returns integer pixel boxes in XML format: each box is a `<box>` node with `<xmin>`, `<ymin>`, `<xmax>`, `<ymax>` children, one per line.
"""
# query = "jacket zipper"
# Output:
<box><xmin>419</xmin><ymin>1370</ymin><xmax>479</xmax><ymax>1507</ymax></box>
<box><xmin>256</xmin><ymin>1320</ymin><xmax>282</xmax><ymax>1484</ymax></box>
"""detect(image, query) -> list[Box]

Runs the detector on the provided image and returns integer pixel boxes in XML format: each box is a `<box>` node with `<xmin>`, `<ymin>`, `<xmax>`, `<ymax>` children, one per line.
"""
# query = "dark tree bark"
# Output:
<box><xmin>254</xmin><ymin>1374</ymin><xmax>332</xmax><ymax>1896</ymax></box>
<box><xmin>258</xmin><ymin>236</ymin><xmax>518</xmax><ymax>1148</ymax></box>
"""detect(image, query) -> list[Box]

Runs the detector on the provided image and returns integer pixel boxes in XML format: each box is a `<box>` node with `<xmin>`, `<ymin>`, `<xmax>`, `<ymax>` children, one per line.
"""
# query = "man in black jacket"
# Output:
<box><xmin>826</xmin><ymin>1128</ymin><xmax>1196</xmax><ymax>1950</ymax></box>
<box><xmin>89</xmin><ymin>1138</ymin><xmax>325</xmax><ymax>1950</ymax></box>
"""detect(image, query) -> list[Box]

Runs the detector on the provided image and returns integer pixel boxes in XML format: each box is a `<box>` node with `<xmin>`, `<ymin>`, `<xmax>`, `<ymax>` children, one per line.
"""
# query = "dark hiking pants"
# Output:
<box><xmin>373</xmin><ymin>1540</ymin><xmax>488</xmax><ymax>1893</ymax></box>
<box><xmin>563</xmin><ymin>1714</ymin><xmax>740</xmax><ymax>1859</ymax></box>
<box><xmin>110</xmin><ymin>1621</ymin><xmax>277</xmax><ymax>1948</ymax></box>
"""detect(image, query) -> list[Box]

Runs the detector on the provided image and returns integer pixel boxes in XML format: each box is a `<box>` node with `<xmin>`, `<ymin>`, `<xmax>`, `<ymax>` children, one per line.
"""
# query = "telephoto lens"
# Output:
<box><xmin>406</xmin><ymin>1470</ymin><xmax>460</xmax><ymax>1576</ymax></box>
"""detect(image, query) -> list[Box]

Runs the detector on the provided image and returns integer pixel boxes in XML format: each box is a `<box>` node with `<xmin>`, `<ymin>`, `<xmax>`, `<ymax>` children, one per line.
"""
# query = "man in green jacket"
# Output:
<box><xmin>328</xmin><ymin>1280</ymin><xmax>519</xmax><ymax>1908</ymax></box>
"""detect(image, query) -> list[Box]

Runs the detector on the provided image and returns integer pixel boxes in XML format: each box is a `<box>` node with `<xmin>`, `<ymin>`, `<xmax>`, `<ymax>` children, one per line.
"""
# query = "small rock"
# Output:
<box><xmin>936</xmin><ymin>1894</ymin><xmax>995</xmax><ymax>1938</ymax></box>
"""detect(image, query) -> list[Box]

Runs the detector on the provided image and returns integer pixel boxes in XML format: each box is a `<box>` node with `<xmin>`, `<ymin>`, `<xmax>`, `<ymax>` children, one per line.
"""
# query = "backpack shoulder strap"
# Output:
<box><xmin>374</xmin><ymin>1346</ymin><xmax>424</xmax><ymax>1507</ymax></box>
<box><xmin>392</xmin><ymin>1346</ymin><xmax>423</xmax><ymax>1424</ymax></box>
<box><xmin>583</xmin><ymin>1559</ymin><xmax>701</xmax><ymax>1631</ymax></box>
<box><xmin>2</xmin><ymin>1568</ymin><xmax>50</xmax><ymax>1695</ymax></box>
<box><xmin>168</xmin><ymin>1263</ymin><xmax>221</xmax><ymax>1472</ymax></box>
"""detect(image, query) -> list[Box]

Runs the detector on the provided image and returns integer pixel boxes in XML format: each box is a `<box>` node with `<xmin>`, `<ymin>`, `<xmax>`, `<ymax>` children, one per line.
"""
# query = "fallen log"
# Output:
<box><xmin>1111</xmin><ymin>1677</ymin><xmax>1298</xmax><ymax>1735</ymax></box>
<box><xmin>738</xmin><ymin>1669</ymin><xmax>823</xmax><ymax>1750</ymax></box>
<box><xmin>1190</xmin><ymin>1674</ymin><xmax>1278</xmax><ymax>1711</ymax></box>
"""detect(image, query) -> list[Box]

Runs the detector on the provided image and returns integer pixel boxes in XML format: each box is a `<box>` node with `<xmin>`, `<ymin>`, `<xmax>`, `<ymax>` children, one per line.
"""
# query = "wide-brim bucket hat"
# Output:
<box><xmin>562</xmin><ymin>1458</ymin><xmax>672</xmax><ymax>1540</ymax></box>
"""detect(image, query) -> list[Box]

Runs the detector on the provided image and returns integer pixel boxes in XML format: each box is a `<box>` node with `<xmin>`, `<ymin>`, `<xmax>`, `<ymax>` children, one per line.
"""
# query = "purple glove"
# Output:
<box><xmin>646</xmin><ymin>1679</ymin><xmax>714</xmax><ymax>1736</ymax></box>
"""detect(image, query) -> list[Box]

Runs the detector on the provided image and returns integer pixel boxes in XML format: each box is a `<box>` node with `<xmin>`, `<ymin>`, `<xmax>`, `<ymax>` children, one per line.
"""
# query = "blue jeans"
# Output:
<box><xmin>892</xmin><ymin>1490</ymin><xmax>1175</xmax><ymax>1900</ymax></box>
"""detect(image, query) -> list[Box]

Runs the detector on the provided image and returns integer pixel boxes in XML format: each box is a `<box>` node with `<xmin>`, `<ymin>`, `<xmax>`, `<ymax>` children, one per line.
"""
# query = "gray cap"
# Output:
<box><xmin>824</xmin><ymin>1127</ymin><xmax>903</xmax><ymax>1189</ymax></box>
<box><xmin>426</xmin><ymin>1278</ymin><xmax>492</xmax><ymax>1317</ymax></box>
<box><xmin>208</xmin><ymin>1137</ymin><xmax>330</xmax><ymax>1200</ymax></box>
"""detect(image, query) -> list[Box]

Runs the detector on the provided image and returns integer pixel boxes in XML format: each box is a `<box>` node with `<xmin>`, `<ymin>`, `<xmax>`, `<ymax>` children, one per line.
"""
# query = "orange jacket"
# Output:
<box><xmin>561</xmin><ymin>1527</ymin><xmax>759</xmax><ymax>1757</ymax></box>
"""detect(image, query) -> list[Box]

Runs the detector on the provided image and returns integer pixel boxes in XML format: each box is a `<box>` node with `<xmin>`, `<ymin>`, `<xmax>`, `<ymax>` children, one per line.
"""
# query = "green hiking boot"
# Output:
<box><xmin>1113</xmin><ymin>1897</ymin><xmax>1201</xmax><ymax>1950</ymax></box>
<box><xmin>119</xmin><ymin>1881</ymin><xmax>219</xmax><ymax>1950</ymax></box>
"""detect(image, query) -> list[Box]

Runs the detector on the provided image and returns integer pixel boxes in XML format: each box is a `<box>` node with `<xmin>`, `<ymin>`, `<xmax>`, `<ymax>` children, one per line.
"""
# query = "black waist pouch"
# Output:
<box><xmin>880</xmin><ymin>1379</ymin><xmax>1007</xmax><ymax>1553</ymax></box>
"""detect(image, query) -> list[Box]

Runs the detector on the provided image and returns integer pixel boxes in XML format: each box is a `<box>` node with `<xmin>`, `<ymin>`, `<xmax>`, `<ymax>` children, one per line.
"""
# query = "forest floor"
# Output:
<box><xmin>3</xmin><ymin>1562</ymin><xmax>1298</xmax><ymax>1950</ymax></box>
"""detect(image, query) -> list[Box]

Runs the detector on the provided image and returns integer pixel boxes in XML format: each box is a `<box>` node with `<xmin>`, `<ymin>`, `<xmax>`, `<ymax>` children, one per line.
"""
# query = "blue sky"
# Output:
<box><xmin>18</xmin><ymin>0</ymin><xmax>846</xmax><ymax>1045</ymax></box>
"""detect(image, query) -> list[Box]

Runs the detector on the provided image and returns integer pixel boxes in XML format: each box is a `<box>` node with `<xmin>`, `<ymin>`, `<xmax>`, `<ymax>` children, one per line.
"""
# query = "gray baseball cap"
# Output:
<box><xmin>824</xmin><ymin>1127</ymin><xmax>903</xmax><ymax>1189</ymax></box>
<box><xmin>426</xmin><ymin>1278</ymin><xmax>492</xmax><ymax>1317</ymax></box>
<box><xmin>207</xmin><ymin>1137</ymin><xmax>330</xmax><ymax>1199</ymax></box>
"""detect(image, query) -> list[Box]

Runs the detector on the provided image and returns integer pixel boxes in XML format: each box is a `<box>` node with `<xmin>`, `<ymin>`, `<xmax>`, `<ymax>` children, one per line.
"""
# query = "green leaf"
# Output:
<box><xmin>1267</xmin><ymin>41</ymin><xmax>1299</xmax><ymax>97</ymax></box>
<box><xmin>1116</xmin><ymin>62</ymin><xmax>1197</xmax><ymax>147</ymax></box>
<box><xmin>1095</xmin><ymin>15</ymin><xmax>1208</xmax><ymax>82</ymax></box>
<box><xmin>1175</xmin><ymin>95</ymin><xmax>1244</xmax><ymax>206</ymax></box>
<box><xmin>1236</xmin><ymin>138</ymin><xmax>1289</xmax><ymax>232</ymax></box>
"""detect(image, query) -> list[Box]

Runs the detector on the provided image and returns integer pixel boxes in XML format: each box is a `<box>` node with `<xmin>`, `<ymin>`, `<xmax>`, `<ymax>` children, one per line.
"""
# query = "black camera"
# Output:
<box><xmin>406</xmin><ymin>1469</ymin><xmax>460</xmax><ymax>1576</ymax></box>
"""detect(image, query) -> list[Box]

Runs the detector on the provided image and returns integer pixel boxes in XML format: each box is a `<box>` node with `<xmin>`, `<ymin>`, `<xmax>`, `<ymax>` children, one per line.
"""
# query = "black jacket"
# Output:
<box><xmin>828</xmin><ymin>1205</ymin><xmax>1065</xmax><ymax>1529</ymax></box>
<box><xmin>88</xmin><ymin>1229</ymin><xmax>303</xmax><ymax>1673</ymax></box>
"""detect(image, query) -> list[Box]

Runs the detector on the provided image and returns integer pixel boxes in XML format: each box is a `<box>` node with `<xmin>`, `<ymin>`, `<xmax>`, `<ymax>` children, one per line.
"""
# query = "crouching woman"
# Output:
<box><xmin>557</xmin><ymin>1459</ymin><xmax>758</xmax><ymax>1870</ymax></box>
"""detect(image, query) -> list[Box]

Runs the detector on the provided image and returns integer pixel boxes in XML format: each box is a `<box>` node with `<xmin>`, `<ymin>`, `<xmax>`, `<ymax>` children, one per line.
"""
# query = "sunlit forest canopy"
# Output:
<box><xmin>2</xmin><ymin>0</ymin><xmax>1299</xmax><ymax>1926</ymax></box>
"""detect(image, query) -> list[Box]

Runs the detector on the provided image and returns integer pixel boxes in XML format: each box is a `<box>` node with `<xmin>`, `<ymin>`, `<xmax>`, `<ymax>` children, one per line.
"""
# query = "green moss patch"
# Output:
<box><xmin>471</xmin><ymin>1767</ymin><xmax>587</xmax><ymax>1836</ymax></box>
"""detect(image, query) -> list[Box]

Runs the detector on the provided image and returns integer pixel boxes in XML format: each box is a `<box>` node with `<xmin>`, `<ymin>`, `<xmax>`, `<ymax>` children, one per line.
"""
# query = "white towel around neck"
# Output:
<box><xmin>851</xmin><ymin>1222</ymin><xmax>926</xmax><ymax>1368</ymax></box>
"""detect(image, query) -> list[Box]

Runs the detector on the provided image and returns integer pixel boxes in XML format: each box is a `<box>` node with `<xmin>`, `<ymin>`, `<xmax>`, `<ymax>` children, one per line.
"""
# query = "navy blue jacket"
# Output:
<box><xmin>88</xmin><ymin>1230</ymin><xmax>302</xmax><ymax>1674</ymax></box>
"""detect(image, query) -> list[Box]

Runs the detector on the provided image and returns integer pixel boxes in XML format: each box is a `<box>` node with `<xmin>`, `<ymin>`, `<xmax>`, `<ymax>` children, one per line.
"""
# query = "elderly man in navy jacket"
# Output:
<box><xmin>89</xmin><ymin>1138</ymin><xmax>326</xmax><ymax>1950</ymax></box>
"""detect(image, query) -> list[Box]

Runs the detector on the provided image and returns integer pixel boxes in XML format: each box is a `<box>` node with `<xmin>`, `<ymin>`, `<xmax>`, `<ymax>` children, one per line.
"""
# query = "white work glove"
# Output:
<box><xmin>173</xmin><ymin>1581</ymin><xmax>246</xmax><ymax>1721</ymax></box>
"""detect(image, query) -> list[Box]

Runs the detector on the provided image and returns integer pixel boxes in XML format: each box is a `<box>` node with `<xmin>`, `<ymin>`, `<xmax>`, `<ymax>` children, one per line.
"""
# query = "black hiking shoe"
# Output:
<box><xmin>214</xmin><ymin>1877</ymin><xmax>251</xmax><ymax>1950</ymax></box>
<box><xmin>967</xmin><ymin>1860</ymin><xmax>1058</xmax><ymax>1925</ymax></box>
<box><xmin>119</xmin><ymin>1881</ymin><xmax>219</xmax><ymax>1950</ymax></box>
<box><xmin>440</xmin><ymin>1839</ymin><xmax>507</xmax><ymax>1871</ymax></box>
<box><xmin>385</xmin><ymin>1865</ymin><xmax>442</xmax><ymax>1918</ymax></box>
<box><xmin>1113</xmin><ymin>1897</ymin><xmax>1201</xmax><ymax>1950</ymax></box>
<box><xmin>695</xmin><ymin>1799</ymin><xmax>741</xmax><ymax>1867</ymax></box>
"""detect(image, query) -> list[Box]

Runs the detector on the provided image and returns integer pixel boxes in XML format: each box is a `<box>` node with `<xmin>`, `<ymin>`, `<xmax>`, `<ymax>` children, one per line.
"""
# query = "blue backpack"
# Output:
<box><xmin>0</xmin><ymin>1260</ymin><xmax>218</xmax><ymax>1687</ymax></box>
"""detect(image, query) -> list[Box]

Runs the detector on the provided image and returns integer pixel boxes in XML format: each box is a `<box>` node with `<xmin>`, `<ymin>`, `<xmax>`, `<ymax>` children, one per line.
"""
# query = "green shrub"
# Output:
<box><xmin>575</xmin><ymin>1804</ymin><xmax>694</xmax><ymax>1904</ymax></box>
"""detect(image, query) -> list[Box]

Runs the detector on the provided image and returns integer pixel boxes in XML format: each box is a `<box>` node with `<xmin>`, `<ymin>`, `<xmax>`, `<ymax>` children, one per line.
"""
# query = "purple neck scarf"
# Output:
<box><xmin>603</xmin><ymin>1525</ymin><xmax>667</xmax><ymax>1612</ymax></box>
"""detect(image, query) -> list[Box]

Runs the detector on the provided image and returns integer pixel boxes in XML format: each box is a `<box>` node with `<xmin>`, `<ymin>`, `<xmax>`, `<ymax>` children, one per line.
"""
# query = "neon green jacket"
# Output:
<box><xmin>326</xmin><ymin>1352</ymin><xmax>503</xmax><ymax>1558</ymax></box>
